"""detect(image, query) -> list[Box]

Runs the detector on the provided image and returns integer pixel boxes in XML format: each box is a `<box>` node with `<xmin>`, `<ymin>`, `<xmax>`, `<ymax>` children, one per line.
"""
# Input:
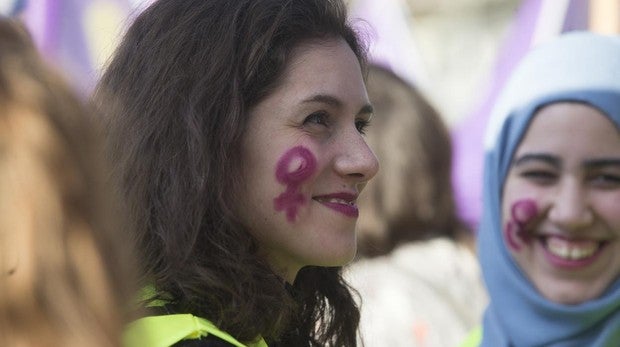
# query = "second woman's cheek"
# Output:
<box><xmin>505</xmin><ymin>220</ymin><xmax>522</xmax><ymax>251</ymax></box>
<box><xmin>273</xmin><ymin>146</ymin><xmax>317</xmax><ymax>222</ymax></box>
<box><xmin>505</xmin><ymin>199</ymin><xmax>538</xmax><ymax>252</ymax></box>
<box><xmin>512</xmin><ymin>199</ymin><xmax>538</xmax><ymax>225</ymax></box>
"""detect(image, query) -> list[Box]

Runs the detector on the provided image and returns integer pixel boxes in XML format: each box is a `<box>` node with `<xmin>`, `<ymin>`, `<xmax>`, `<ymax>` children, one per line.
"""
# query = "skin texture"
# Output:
<box><xmin>502</xmin><ymin>102</ymin><xmax>620</xmax><ymax>305</ymax></box>
<box><xmin>274</xmin><ymin>146</ymin><xmax>318</xmax><ymax>222</ymax></box>
<box><xmin>504</xmin><ymin>199</ymin><xmax>537</xmax><ymax>251</ymax></box>
<box><xmin>236</xmin><ymin>38</ymin><xmax>378</xmax><ymax>283</ymax></box>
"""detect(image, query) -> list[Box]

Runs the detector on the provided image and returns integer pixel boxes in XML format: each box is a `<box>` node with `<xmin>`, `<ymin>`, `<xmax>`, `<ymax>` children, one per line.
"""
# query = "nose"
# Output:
<box><xmin>333</xmin><ymin>129</ymin><xmax>379</xmax><ymax>183</ymax></box>
<box><xmin>547</xmin><ymin>178</ymin><xmax>593</xmax><ymax>230</ymax></box>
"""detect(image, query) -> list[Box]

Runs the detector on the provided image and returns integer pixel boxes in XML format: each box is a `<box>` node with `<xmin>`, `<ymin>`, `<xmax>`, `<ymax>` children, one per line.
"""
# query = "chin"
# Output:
<box><xmin>313</xmin><ymin>248</ymin><xmax>357</xmax><ymax>267</ymax></box>
<box><xmin>545</xmin><ymin>295</ymin><xmax>592</xmax><ymax>306</ymax></box>
<box><xmin>537</xmin><ymin>283</ymin><xmax>602</xmax><ymax>305</ymax></box>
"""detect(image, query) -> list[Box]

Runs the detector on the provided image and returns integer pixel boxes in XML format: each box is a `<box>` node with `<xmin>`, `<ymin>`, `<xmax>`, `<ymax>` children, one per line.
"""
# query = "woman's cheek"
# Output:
<box><xmin>273</xmin><ymin>146</ymin><xmax>317</xmax><ymax>222</ymax></box>
<box><xmin>504</xmin><ymin>199</ymin><xmax>538</xmax><ymax>251</ymax></box>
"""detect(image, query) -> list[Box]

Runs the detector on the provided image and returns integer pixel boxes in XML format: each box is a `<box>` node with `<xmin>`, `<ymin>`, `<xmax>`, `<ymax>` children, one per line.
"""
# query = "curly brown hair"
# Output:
<box><xmin>94</xmin><ymin>0</ymin><xmax>367</xmax><ymax>345</ymax></box>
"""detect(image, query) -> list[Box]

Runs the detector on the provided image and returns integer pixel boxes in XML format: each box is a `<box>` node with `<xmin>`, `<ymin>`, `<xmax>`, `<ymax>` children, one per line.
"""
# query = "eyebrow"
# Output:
<box><xmin>302</xmin><ymin>93</ymin><xmax>374</xmax><ymax>116</ymax></box>
<box><xmin>512</xmin><ymin>153</ymin><xmax>561</xmax><ymax>168</ymax></box>
<box><xmin>513</xmin><ymin>153</ymin><xmax>620</xmax><ymax>170</ymax></box>
<box><xmin>583</xmin><ymin>158</ymin><xmax>620</xmax><ymax>169</ymax></box>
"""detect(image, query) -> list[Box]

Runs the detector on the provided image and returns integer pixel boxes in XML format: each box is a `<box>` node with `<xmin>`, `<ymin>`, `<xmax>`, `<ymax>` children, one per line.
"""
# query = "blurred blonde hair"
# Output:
<box><xmin>356</xmin><ymin>65</ymin><xmax>468</xmax><ymax>258</ymax></box>
<box><xmin>0</xmin><ymin>19</ymin><xmax>136</xmax><ymax>347</ymax></box>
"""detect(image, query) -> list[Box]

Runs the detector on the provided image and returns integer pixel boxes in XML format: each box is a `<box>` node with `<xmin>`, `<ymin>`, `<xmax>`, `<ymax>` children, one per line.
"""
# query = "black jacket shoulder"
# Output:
<box><xmin>172</xmin><ymin>335</ymin><xmax>236</xmax><ymax>347</ymax></box>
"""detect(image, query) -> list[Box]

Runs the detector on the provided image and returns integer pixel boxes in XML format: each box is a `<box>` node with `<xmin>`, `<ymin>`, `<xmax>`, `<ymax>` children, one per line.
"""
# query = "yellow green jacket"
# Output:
<box><xmin>459</xmin><ymin>326</ymin><xmax>481</xmax><ymax>347</ymax></box>
<box><xmin>123</xmin><ymin>313</ymin><xmax>268</xmax><ymax>347</ymax></box>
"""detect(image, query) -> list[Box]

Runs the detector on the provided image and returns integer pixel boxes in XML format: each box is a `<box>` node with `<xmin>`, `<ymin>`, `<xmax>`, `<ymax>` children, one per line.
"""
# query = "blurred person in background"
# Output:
<box><xmin>0</xmin><ymin>18</ymin><xmax>137</xmax><ymax>347</ymax></box>
<box><xmin>346</xmin><ymin>64</ymin><xmax>487</xmax><ymax>347</ymax></box>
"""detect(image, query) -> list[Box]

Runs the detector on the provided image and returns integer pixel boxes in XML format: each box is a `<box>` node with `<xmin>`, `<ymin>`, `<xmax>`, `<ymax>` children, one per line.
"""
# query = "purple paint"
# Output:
<box><xmin>505</xmin><ymin>221</ymin><xmax>521</xmax><ymax>251</ymax></box>
<box><xmin>505</xmin><ymin>199</ymin><xmax>538</xmax><ymax>251</ymax></box>
<box><xmin>512</xmin><ymin>199</ymin><xmax>537</xmax><ymax>225</ymax></box>
<box><xmin>274</xmin><ymin>146</ymin><xmax>317</xmax><ymax>222</ymax></box>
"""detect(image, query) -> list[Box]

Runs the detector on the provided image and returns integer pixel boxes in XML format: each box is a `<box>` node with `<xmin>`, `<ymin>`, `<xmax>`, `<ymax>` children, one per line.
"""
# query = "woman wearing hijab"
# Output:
<box><xmin>472</xmin><ymin>32</ymin><xmax>620</xmax><ymax>346</ymax></box>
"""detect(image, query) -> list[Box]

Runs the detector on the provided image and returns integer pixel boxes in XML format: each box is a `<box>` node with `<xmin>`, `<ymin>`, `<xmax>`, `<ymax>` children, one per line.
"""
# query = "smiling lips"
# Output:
<box><xmin>313</xmin><ymin>192</ymin><xmax>359</xmax><ymax>217</ymax></box>
<box><xmin>507</xmin><ymin>199</ymin><xmax>609</xmax><ymax>268</ymax></box>
<box><xmin>538</xmin><ymin>234</ymin><xmax>607</xmax><ymax>268</ymax></box>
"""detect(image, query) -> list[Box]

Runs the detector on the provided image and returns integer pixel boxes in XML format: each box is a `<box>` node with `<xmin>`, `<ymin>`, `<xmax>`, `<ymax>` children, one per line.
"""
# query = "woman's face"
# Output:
<box><xmin>237</xmin><ymin>38</ymin><xmax>378</xmax><ymax>282</ymax></box>
<box><xmin>502</xmin><ymin>102</ymin><xmax>620</xmax><ymax>304</ymax></box>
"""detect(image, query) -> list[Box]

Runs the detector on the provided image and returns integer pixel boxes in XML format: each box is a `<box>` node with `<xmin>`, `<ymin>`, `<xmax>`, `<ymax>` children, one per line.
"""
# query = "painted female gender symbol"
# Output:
<box><xmin>273</xmin><ymin>146</ymin><xmax>317</xmax><ymax>222</ymax></box>
<box><xmin>505</xmin><ymin>199</ymin><xmax>538</xmax><ymax>251</ymax></box>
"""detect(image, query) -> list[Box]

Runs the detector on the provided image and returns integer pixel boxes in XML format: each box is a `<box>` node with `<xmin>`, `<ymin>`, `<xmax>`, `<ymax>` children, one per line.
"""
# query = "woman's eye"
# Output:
<box><xmin>303</xmin><ymin>111</ymin><xmax>329</xmax><ymax>127</ymax></box>
<box><xmin>589</xmin><ymin>173</ymin><xmax>620</xmax><ymax>189</ymax></box>
<box><xmin>355</xmin><ymin>118</ymin><xmax>370</xmax><ymax>135</ymax></box>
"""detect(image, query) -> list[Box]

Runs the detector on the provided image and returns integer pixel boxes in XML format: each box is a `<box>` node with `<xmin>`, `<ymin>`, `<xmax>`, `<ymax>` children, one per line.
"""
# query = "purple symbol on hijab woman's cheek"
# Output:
<box><xmin>273</xmin><ymin>146</ymin><xmax>317</xmax><ymax>222</ymax></box>
<box><xmin>504</xmin><ymin>199</ymin><xmax>538</xmax><ymax>251</ymax></box>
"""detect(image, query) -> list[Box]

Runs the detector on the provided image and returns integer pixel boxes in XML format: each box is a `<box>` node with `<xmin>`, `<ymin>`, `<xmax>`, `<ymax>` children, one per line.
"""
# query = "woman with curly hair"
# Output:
<box><xmin>95</xmin><ymin>1</ymin><xmax>378</xmax><ymax>346</ymax></box>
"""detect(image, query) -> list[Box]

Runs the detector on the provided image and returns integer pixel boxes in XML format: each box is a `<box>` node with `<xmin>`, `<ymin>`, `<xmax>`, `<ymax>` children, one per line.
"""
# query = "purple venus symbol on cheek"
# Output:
<box><xmin>504</xmin><ymin>199</ymin><xmax>538</xmax><ymax>251</ymax></box>
<box><xmin>273</xmin><ymin>146</ymin><xmax>317</xmax><ymax>222</ymax></box>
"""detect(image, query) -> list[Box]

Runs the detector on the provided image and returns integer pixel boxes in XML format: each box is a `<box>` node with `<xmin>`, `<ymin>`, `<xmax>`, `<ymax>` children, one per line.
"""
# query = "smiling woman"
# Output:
<box><xmin>503</xmin><ymin>102</ymin><xmax>620</xmax><ymax>305</ymax></box>
<box><xmin>94</xmin><ymin>1</ymin><xmax>376</xmax><ymax>346</ymax></box>
<box><xmin>473</xmin><ymin>32</ymin><xmax>620</xmax><ymax>347</ymax></box>
<box><xmin>238</xmin><ymin>39</ymin><xmax>378</xmax><ymax>282</ymax></box>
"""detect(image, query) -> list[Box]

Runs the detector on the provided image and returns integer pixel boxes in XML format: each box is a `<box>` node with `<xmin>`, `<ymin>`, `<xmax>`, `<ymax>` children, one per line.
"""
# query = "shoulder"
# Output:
<box><xmin>173</xmin><ymin>335</ymin><xmax>237</xmax><ymax>347</ymax></box>
<box><xmin>124</xmin><ymin>313</ymin><xmax>264</xmax><ymax>347</ymax></box>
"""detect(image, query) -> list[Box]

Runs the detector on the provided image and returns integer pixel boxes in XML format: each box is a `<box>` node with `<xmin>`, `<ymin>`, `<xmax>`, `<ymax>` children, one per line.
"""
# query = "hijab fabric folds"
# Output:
<box><xmin>478</xmin><ymin>32</ymin><xmax>620</xmax><ymax>347</ymax></box>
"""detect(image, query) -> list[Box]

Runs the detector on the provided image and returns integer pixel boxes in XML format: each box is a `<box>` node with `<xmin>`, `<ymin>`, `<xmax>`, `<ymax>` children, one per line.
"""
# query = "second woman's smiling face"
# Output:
<box><xmin>236</xmin><ymin>38</ymin><xmax>379</xmax><ymax>282</ymax></box>
<box><xmin>502</xmin><ymin>102</ymin><xmax>620</xmax><ymax>305</ymax></box>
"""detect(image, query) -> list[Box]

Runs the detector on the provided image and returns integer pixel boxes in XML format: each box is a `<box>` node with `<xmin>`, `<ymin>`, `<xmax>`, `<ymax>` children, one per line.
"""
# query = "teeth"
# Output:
<box><xmin>317</xmin><ymin>198</ymin><xmax>354</xmax><ymax>205</ymax></box>
<box><xmin>546</xmin><ymin>237</ymin><xmax>598</xmax><ymax>260</ymax></box>
<box><xmin>327</xmin><ymin>198</ymin><xmax>352</xmax><ymax>205</ymax></box>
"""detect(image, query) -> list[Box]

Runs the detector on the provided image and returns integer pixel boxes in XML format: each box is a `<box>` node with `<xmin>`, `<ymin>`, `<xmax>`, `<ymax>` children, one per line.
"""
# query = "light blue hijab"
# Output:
<box><xmin>479</xmin><ymin>32</ymin><xmax>620</xmax><ymax>347</ymax></box>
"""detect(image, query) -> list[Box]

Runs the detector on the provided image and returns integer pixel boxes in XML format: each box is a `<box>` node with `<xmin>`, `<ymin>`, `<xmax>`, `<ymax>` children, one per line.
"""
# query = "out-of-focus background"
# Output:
<box><xmin>4</xmin><ymin>0</ymin><xmax>618</xmax><ymax>231</ymax></box>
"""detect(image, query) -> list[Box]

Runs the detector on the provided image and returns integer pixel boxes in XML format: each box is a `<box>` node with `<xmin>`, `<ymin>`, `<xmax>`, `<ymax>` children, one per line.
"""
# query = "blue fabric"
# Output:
<box><xmin>478</xmin><ymin>32</ymin><xmax>620</xmax><ymax>347</ymax></box>
<box><xmin>0</xmin><ymin>0</ymin><xmax>26</xmax><ymax>16</ymax></box>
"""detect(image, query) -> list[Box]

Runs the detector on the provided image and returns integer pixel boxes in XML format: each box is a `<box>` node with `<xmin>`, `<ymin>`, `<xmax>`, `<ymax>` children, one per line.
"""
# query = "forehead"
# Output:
<box><xmin>516</xmin><ymin>102</ymin><xmax>620</xmax><ymax>156</ymax></box>
<box><xmin>276</xmin><ymin>38</ymin><xmax>365</xmax><ymax>94</ymax></box>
